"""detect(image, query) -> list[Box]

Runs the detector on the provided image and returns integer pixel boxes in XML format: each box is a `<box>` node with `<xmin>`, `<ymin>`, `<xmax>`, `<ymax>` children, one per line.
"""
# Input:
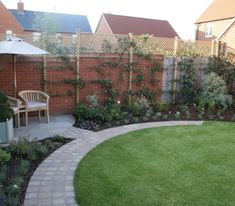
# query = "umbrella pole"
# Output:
<box><xmin>13</xmin><ymin>55</ymin><xmax>17</xmax><ymax>97</ymax></box>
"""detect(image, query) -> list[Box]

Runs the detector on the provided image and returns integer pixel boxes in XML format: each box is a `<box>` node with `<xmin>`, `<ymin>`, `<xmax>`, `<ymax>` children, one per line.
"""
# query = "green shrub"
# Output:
<box><xmin>44</xmin><ymin>139</ymin><xmax>56</xmax><ymax>150</ymax></box>
<box><xmin>153</xmin><ymin>102</ymin><xmax>170</xmax><ymax>113</ymax></box>
<box><xmin>0</xmin><ymin>91</ymin><xmax>14</xmax><ymax>123</ymax></box>
<box><xmin>134</xmin><ymin>97</ymin><xmax>151</xmax><ymax>111</ymax></box>
<box><xmin>18</xmin><ymin>160</ymin><xmax>30</xmax><ymax>176</ymax></box>
<box><xmin>179</xmin><ymin>58</ymin><xmax>198</xmax><ymax>104</ymax></box>
<box><xmin>74</xmin><ymin>103</ymin><xmax>122</xmax><ymax>125</ymax></box>
<box><xmin>51</xmin><ymin>135</ymin><xmax>65</xmax><ymax>143</ymax></box>
<box><xmin>0</xmin><ymin>164</ymin><xmax>8</xmax><ymax>183</ymax></box>
<box><xmin>128</xmin><ymin>104</ymin><xmax>142</xmax><ymax>117</ymax></box>
<box><xmin>74</xmin><ymin>103</ymin><xmax>88</xmax><ymax>122</ymax></box>
<box><xmin>36</xmin><ymin>144</ymin><xmax>49</xmax><ymax>156</ymax></box>
<box><xmin>200</xmin><ymin>72</ymin><xmax>233</xmax><ymax>110</ymax></box>
<box><xmin>86</xmin><ymin>94</ymin><xmax>99</xmax><ymax>107</ymax></box>
<box><xmin>0</xmin><ymin>149</ymin><xmax>11</xmax><ymax>165</ymax></box>
<box><xmin>7</xmin><ymin>138</ymin><xmax>40</xmax><ymax>160</ymax></box>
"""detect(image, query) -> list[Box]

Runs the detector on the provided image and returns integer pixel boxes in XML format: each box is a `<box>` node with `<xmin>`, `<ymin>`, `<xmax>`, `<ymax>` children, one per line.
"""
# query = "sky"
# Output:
<box><xmin>1</xmin><ymin>0</ymin><xmax>214</xmax><ymax>40</ymax></box>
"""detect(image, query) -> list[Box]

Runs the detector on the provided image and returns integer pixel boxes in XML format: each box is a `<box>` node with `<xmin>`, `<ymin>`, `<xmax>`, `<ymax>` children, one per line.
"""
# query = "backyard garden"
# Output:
<box><xmin>0</xmin><ymin>33</ymin><xmax>235</xmax><ymax>206</ymax></box>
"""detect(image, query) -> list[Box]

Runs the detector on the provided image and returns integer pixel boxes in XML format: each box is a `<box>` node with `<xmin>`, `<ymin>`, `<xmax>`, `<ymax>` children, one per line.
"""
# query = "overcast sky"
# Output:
<box><xmin>2</xmin><ymin>0</ymin><xmax>214</xmax><ymax>40</ymax></box>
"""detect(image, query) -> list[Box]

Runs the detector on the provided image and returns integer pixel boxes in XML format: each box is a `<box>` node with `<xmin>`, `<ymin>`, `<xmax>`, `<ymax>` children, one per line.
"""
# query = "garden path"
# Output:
<box><xmin>24</xmin><ymin>121</ymin><xmax>203</xmax><ymax>206</ymax></box>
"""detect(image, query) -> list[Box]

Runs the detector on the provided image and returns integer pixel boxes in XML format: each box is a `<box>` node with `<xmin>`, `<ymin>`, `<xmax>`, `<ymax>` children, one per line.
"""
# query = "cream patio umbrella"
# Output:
<box><xmin>0</xmin><ymin>37</ymin><xmax>48</xmax><ymax>96</ymax></box>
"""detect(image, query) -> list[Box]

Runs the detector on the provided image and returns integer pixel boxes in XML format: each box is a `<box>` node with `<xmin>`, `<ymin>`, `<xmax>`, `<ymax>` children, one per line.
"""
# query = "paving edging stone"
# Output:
<box><xmin>24</xmin><ymin>121</ymin><xmax>203</xmax><ymax>206</ymax></box>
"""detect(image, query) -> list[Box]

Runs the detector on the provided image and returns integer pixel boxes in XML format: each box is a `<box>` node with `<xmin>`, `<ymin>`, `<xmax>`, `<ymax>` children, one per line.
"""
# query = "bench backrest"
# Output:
<box><xmin>19</xmin><ymin>90</ymin><xmax>49</xmax><ymax>103</ymax></box>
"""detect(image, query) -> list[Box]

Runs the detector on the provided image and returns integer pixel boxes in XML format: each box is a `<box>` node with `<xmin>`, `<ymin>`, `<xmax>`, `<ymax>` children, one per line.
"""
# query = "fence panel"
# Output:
<box><xmin>0</xmin><ymin>32</ymin><xmax>224</xmax><ymax>57</ymax></box>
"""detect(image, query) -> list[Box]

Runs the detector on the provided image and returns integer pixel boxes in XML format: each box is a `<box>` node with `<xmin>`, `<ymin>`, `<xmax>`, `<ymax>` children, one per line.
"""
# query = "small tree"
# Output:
<box><xmin>179</xmin><ymin>58</ymin><xmax>198</xmax><ymax>104</ymax></box>
<box><xmin>200</xmin><ymin>72</ymin><xmax>233</xmax><ymax>110</ymax></box>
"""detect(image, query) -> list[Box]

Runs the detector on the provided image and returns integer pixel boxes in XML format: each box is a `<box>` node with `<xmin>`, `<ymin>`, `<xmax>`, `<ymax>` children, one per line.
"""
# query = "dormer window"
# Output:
<box><xmin>6</xmin><ymin>30</ymin><xmax>13</xmax><ymax>40</ymax></box>
<box><xmin>72</xmin><ymin>34</ymin><xmax>77</xmax><ymax>44</ymax></box>
<box><xmin>33</xmin><ymin>32</ymin><xmax>41</xmax><ymax>42</ymax></box>
<box><xmin>205</xmin><ymin>23</ymin><xmax>213</xmax><ymax>38</ymax></box>
<box><xmin>56</xmin><ymin>33</ymin><xmax>62</xmax><ymax>43</ymax></box>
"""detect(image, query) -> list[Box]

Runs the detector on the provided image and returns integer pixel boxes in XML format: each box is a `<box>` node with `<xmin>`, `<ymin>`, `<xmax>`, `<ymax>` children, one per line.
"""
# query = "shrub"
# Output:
<box><xmin>74</xmin><ymin>103</ymin><xmax>88</xmax><ymax>122</ymax></box>
<box><xmin>51</xmin><ymin>135</ymin><xmax>65</xmax><ymax>143</ymax></box>
<box><xmin>200</xmin><ymin>72</ymin><xmax>233</xmax><ymax>110</ymax></box>
<box><xmin>179</xmin><ymin>58</ymin><xmax>198</xmax><ymax>104</ymax></box>
<box><xmin>134</xmin><ymin>97</ymin><xmax>151</xmax><ymax>111</ymax></box>
<box><xmin>7</xmin><ymin>137</ymin><xmax>40</xmax><ymax>160</ymax></box>
<box><xmin>86</xmin><ymin>94</ymin><xmax>99</xmax><ymax>107</ymax></box>
<box><xmin>18</xmin><ymin>160</ymin><xmax>30</xmax><ymax>176</ymax></box>
<box><xmin>0</xmin><ymin>149</ymin><xmax>11</xmax><ymax>165</ymax></box>
<box><xmin>153</xmin><ymin>102</ymin><xmax>170</xmax><ymax>113</ymax></box>
<box><xmin>0</xmin><ymin>91</ymin><xmax>14</xmax><ymax>122</ymax></box>
<box><xmin>128</xmin><ymin>104</ymin><xmax>142</xmax><ymax>117</ymax></box>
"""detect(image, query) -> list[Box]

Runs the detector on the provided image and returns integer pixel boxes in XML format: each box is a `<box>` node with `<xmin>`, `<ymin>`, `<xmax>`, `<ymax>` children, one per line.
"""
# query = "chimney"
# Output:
<box><xmin>17</xmin><ymin>0</ymin><xmax>24</xmax><ymax>14</ymax></box>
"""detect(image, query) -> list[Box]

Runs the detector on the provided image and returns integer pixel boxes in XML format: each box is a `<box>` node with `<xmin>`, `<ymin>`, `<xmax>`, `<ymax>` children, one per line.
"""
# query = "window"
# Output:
<box><xmin>33</xmin><ymin>32</ymin><xmax>41</xmax><ymax>42</ymax></box>
<box><xmin>205</xmin><ymin>23</ymin><xmax>213</xmax><ymax>38</ymax></box>
<box><xmin>6</xmin><ymin>30</ymin><xmax>12</xmax><ymax>40</ymax></box>
<box><xmin>72</xmin><ymin>34</ymin><xmax>77</xmax><ymax>44</ymax></box>
<box><xmin>56</xmin><ymin>33</ymin><xmax>62</xmax><ymax>43</ymax></box>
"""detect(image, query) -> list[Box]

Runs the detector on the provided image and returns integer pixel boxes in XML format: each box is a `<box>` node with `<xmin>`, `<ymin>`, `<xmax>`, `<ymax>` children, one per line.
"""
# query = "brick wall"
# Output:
<box><xmin>0</xmin><ymin>54</ymin><xmax>164</xmax><ymax>114</ymax></box>
<box><xmin>0</xmin><ymin>2</ymin><xmax>24</xmax><ymax>34</ymax></box>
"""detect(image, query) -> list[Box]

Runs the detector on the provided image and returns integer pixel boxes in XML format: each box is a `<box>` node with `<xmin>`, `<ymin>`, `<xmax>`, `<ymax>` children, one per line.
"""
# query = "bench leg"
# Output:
<box><xmin>47</xmin><ymin>109</ymin><xmax>49</xmax><ymax>123</ymax></box>
<box><xmin>17</xmin><ymin>113</ymin><xmax>20</xmax><ymax>128</ymax></box>
<box><xmin>25</xmin><ymin>111</ymin><xmax>28</xmax><ymax>126</ymax></box>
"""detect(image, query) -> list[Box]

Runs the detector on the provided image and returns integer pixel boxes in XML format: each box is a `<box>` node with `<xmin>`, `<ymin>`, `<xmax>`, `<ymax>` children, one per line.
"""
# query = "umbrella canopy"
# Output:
<box><xmin>0</xmin><ymin>38</ymin><xmax>48</xmax><ymax>55</ymax></box>
<box><xmin>0</xmin><ymin>38</ymin><xmax>48</xmax><ymax>97</ymax></box>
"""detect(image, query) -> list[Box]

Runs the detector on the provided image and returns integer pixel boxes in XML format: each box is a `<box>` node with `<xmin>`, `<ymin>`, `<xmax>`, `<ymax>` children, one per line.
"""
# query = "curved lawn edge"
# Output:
<box><xmin>24</xmin><ymin>121</ymin><xmax>203</xmax><ymax>206</ymax></box>
<box><xmin>74</xmin><ymin>121</ymin><xmax>235</xmax><ymax>206</ymax></box>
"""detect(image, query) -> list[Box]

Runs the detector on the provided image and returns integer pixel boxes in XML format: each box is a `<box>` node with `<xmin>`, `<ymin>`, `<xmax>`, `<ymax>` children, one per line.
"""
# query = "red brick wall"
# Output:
<box><xmin>0</xmin><ymin>2</ymin><xmax>24</xmax><ymax>34</ymax></box>
<box><xmin>0</xmin><ymin>54</ymin><xmax>164</xmax><ymax>114</ymax></box>
<box><xmin>80</xmin><ymin>54</ymin><xmax>163</xmax><ymax>104</ymax></box>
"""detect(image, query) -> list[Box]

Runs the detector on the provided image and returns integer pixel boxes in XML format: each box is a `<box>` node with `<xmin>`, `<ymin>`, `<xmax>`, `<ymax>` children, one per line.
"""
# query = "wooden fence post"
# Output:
<box><xmin>173</xmin><ymin>36</ymin><xmax>179</xmax><ymax>104</ymax></box>
<box><xmin>211</xmin><ymin>40</ymin><xmax>215</xmax><ymax>56</ymax></box>
<box><xmin>128</xmin><ymin>33</ymin><xmax>133</xmax><ymax>106</ymax></box>
<box><xmin>173</xmin><ymin>36</ymin><xmax>179</xmax><ymax>56</ymax></box>
<box><xmin>42</xmin><ymin>32</ymin><xmax>47</xmax><ymax>92</ymax></box>
<box><xmin>75</xmin><ymin>29</ymin><xmax>80</xmax><ymax>104</ymax></box>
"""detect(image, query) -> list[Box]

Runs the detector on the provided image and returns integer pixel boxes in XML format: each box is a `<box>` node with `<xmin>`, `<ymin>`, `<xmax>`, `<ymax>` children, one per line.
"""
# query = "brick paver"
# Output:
<box><xmin>24</xmin><ymin>121</ymin><xmax>203</xmax><ymax>206</ymax></box>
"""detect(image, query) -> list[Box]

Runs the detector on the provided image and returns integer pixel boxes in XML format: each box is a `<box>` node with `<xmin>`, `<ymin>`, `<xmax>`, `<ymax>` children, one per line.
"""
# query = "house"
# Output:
<box><xmin>195</xmin><ymin>0</ymin><xmax>235</xmax><ymax>51</ymax></box>
<box><xmin>95</xmin><ymin>13</ymin><xmax>179</xmax><ymax>38</ymax></box>
<box><xmin>0</xmin><ymin>0</ymin><xmax>92</xmax><ymax>40</ymax></box>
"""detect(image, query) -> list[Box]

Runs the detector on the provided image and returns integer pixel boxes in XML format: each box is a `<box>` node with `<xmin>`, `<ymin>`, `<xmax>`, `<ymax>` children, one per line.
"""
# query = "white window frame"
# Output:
<box><xmin>33</xmin><ymin>32</ymin><xmax>41</xmax><ymax>42</ymax></box>
<box><xmin>205</xmin><ymin>23</ymin><xmax>213</xmax><ymax>38</ymax></box>
<box><xmin>6</xmin><ymin>30</ymin><xmax>13</xmax><ymax>40</ymax></box>
<box><xmin>72</xmin><ymin>34</ymin><xmax>77</xmax><ymax>44</ymax></box>
<box><xmin>56</xmin><ymin>33</ymin><xmax>62</xmax><ymax>43</ymax></box>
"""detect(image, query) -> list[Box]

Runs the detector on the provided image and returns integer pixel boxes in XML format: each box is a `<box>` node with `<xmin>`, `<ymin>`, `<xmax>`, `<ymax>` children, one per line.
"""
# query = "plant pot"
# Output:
<box><xmin>0</xmin><ymin>118</ymin><xmax>13</xmax><ymax>144</ymax></box>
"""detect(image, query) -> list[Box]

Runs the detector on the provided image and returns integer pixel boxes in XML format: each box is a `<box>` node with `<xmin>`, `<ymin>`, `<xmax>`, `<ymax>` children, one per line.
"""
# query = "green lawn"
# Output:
<box><xmin>74</xmin><ymin>122</ymin><xmax>235</xmax><ymax>206</ymax></box>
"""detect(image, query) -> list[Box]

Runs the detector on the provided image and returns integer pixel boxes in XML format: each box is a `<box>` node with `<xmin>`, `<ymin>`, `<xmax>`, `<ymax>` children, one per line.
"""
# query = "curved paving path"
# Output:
<box><xmin>24</xmin><ymin>121</ymin><xmax>203</xmax><ymax>206</ymax></box>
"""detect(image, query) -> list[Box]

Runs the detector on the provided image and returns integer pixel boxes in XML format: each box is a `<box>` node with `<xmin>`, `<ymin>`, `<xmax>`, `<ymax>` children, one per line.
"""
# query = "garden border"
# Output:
<box><xmin>24</xmin><ymin>121</ymin><xmax>203</xmax><ymax>206</ymax></box>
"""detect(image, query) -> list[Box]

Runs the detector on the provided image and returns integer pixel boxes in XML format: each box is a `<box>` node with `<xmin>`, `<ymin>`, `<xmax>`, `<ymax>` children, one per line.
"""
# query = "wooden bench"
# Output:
<box><xmin>18</xmin><ymin>90</ymin><xmax>50</xmax><ymax>126</ymax></box>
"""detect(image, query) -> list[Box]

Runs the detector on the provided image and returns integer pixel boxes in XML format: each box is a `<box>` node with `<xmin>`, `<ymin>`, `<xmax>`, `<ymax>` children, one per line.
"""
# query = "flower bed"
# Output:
<box><xmin>0</xmin><ymin>136</ymin><xmax>73</xmax><ymax>206</ymax></box>
<box><xmin>74</xmin><ymin>101</ymin><xmax>235</xmax><ymax>131</ymax></box>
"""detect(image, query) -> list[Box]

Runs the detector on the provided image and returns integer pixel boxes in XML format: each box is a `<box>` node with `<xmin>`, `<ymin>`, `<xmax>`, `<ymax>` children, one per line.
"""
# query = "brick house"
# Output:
<box><xmin>195</xmin><ymin>0</ymin><xmax>235</xmax><ymax>52</ymax></box>
<box><xmin>95</xmin><ymin>13</ymin><xmax>179</xmax><ymax>38</ymax></box>
<box><xmin>0</xmin><ymin>0</ymin><xmax>92</xmax><ymax>40</ymax></box>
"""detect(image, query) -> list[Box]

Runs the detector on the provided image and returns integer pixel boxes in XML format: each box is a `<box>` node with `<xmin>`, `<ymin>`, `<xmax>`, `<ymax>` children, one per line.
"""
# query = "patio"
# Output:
<box><xmin>13</xmin><ymin>115</ymin><xmax>75</xmax><ymax>140</ymax></box>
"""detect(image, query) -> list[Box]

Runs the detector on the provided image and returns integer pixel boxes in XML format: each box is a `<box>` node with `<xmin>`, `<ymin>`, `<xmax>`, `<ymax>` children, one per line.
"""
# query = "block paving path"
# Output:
<box><xmin>24</xmin><ymin>121</ymin><xmax>203</xmax><ymax>206</ymax></box>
